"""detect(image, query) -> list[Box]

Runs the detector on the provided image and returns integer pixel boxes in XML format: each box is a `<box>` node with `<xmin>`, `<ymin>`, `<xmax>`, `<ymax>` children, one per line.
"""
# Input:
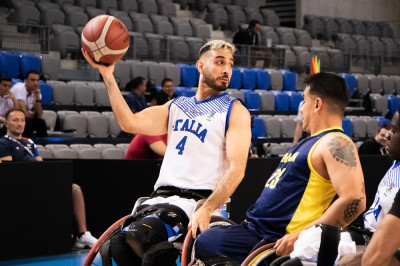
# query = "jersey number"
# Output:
<box><xmin>176</xmin><ymin>136</ymin><xmax>187</xmax><ymax>155</ymax></box>
<box><xmin>265</xmin><ymin>168</ymin><xmax>286</xmax><ymax>189</ymax></box>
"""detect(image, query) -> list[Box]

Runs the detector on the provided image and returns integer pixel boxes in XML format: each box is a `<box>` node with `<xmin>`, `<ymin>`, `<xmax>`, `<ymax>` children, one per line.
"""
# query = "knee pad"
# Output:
<box><xmin>110</xmin><ymin>232</ymin><xmax>141</xmax><ymax>265</ymax></box>
<box><xmin>142</xmin><ymin>241</ymin><xmax>179</xmax><ymax>266</ymax></box>
<box><xmin>125</xmin><ymin>217</ymin><xmax>168</xmax><ymax>258</ymax></box>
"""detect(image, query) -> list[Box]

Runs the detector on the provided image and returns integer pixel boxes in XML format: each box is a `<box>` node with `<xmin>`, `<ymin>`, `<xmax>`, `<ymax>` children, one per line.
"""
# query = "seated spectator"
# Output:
<box><xmin>10</xmin><ymin>70</ymin><xmax>47</xmax><ymax>137</ymax></box>
<box><xmin>233</xmin><ymin>19</ymin><xmax>261</xmax><ymax>46</ymax></box>
<box><xmin>125</xmin><ymin>134</ymin><xmax>167</xmax><ymax>160</ymax></box>
<box><xmin>358</xmin><ymin>124</ymin><xmax>390</xmax><ymax>155</ymax></box>
<box><xmin>0</xmin><ymin>76</ymin><xmax>16</xmax><ymax>135</ymax></box>
<box><xmin>152</xmin><ymin>78</ymin><xmax>178</xmax><ymax>106</ymax></box>
<box><xmin>0</xmin><ymin>108</ymin><xmax>97</xmax><ymax>249</ymax></box>
<box><xmin>124</xmin><ymin>76</ymin><xmax>148</xmax><ymax>113</ymax></box>
<box><xmin>293</xmin><ymin>101</ymin><xmax>309</xmax><ymax>145</ymax></box>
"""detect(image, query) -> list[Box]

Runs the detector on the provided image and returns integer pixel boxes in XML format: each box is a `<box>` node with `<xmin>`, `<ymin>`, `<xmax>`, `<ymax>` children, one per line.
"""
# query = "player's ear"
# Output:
<box><xmin>314</xmin><ymin>98</ymin><xmax>322</xmax><ymax>113</ymax></box>
<box><xmin>196</xmin><ymin>60</ymin><xmax>203</xmax><ymax>73</ymax></box>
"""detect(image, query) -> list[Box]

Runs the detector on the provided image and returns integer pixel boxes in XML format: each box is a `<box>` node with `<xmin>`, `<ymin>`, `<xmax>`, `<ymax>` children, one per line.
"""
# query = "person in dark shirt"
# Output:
<box><xmin>125</xmin><ymin>76</ymin><xmax>148</xmax><ymax>113</ymax></box>
<box><xmin>359</xmin><ymin>124</ymin><xmax>390</xmax><ymax>155</ymax></box>
<box><xmin>153</xmin><ymin>78</ymin><xmax>178</xmax><ymax>106</ymax></box>
<box><xmin>0</xmin><ymin>108</ymin><xmax>98</xmax><ymax>249</ymax></box>
<box><xmin>232</xmin><ymin>19</ymin><xmax>261</xmax><ymax>46</ymax></box>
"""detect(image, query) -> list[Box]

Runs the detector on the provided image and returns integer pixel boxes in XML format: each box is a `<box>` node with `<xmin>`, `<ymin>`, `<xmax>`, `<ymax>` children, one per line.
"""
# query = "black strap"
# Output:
<box><xmin>151</xmin><ymin>186</ymin><xmax>212</xmax><ymax>201</ymax></box>
<box><xmin>317</xmin><ymin>224</ymin><xmax>341</xmax><ymax>266</ymax></box>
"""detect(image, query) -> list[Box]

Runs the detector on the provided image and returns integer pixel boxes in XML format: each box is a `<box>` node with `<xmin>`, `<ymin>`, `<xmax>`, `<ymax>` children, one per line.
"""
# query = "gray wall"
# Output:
<box><xmin>296</xmin><ymin>0</ymin><xmax>400</xmax><ymax>37</ymax></box>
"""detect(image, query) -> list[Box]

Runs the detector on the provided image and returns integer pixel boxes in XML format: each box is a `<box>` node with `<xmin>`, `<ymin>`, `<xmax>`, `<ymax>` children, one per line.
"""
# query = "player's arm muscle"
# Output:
<box><xmin>312</xmin><ymin>133</ymin><xmax>366</xmax><ymax>227</ymax></box>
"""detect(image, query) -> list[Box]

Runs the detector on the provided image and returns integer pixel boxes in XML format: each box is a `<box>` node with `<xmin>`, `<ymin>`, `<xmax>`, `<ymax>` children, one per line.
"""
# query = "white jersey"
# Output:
<box><xmin>364</xmin><ymin>161</ymin><xmax>400</xmax><ymax>232</ymax></box>
<box><xmin>155</xmin><ymin>92</ymin><xmax>237</xmax><ymax>190</ymax></box>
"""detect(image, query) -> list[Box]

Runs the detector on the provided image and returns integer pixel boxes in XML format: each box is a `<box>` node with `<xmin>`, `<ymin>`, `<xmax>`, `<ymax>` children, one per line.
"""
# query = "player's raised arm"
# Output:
<box><xmin>82</xmin><ymin>49</ymin><xmax>169</xmax><ymax>136</ymax></box>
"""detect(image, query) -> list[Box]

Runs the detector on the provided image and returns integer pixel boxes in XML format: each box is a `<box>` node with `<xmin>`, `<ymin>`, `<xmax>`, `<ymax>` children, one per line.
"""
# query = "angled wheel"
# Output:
<box><xmin>181</xmin><ymin>216</ymin><xmax>236</xmax><ymax>266</ymax></box>
<box><xmin>83</xmin><ymin>214</ymin><xmax>131</xmax><ymax>266</ymax></box>
<box><xmin>241</xmin><ymin>242</ymin><xmax>277</xmax><ymax>266</ymax></box>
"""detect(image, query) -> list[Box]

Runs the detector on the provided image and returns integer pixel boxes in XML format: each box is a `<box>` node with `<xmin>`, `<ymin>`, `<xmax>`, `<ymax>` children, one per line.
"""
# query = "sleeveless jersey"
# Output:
<box><xmin>364</xmin><ymin>160</ymin><xmax>400</xmax><ymax>232</ymax></box>
<box><xmin>246</xmin><ymin>127</ymin><xmax>343</xmax><ymax>242</ymax></box>
<box><xmin>155</xmin><ymin>92</ymin><xmax>237</xmax><ymax>190</ymax></box>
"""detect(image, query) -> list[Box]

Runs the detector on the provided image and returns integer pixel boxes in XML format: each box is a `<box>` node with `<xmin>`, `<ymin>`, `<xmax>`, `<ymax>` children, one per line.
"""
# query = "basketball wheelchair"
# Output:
<box><xmin>83</xmin><ymin>189</ymin><xmax>235</xmax><ymax>266</ymax></box>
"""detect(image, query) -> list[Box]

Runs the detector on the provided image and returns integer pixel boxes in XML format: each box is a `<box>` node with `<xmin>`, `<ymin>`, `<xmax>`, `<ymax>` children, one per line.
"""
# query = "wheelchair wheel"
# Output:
<box><xmin>241</xmin><ymin>242</ymin><xmax>277</xmax><ymax>266</ymax></box>
<box><xmin>83</xmin><ymin>214</ymin><xmax>131</xmax><ymax>266</ymax></box>
<box><xmin>181</xmin><ymin>216</ymin><xmax>236</xmax><ymax>266</ymax></box>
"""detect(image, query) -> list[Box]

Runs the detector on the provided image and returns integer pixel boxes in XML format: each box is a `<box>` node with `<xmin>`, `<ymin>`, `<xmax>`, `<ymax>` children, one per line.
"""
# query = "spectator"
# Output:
<box><xmin>10</xmin><ymin>70</ymin><xmax>47</xmax><ymax>137</ymax></box>
<box><xmin>152</xmin><ymin>78</ymin><xmax>178</xmax><ymax>106</ymax></box>
<box><xmin>293</xmin><ymin>101</ymin><xmax>305</xmax><ymax>145</ymax></box>
<box><xmin>0</xmin><ymin>76</ymin><xmax>16</xmax><ymax>133</ymax></box>
<box><xmin>233</xmin><ymin>19</ymin><xmax>261</xmax><ymax>46</ymax></box>
<box><xmin>358</xmin><ymin>124</ymin><xmax>390</xmax><ymax>155</ymax></box>
<box><xmin>125</xmin><ymin>134</ymin><xmax>167</xmax><ymax>160</ymax></box>
<box><xmin>124</xmin><ymin>76</ymin><xmax>148</xmax><ymax>113</ymax></box>
<box><xmin>0</xmin><ymin>108</ymin><xmax>97</xmax><ymax>249</ymax></box>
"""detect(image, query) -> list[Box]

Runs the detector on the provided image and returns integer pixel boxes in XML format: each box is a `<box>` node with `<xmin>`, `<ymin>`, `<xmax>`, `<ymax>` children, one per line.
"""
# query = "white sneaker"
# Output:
<box><xmin>74</xmin><ymin>231</ymin><xmax>98</xmax><ymax>249</ymax></box>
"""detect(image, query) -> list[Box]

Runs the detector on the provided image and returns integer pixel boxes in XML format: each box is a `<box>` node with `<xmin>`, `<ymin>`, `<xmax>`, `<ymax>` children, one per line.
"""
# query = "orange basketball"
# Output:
<box><xmin>81</xmin><ymin>15</ymin><xmax>130</xmax><ymax>65</ymax></box>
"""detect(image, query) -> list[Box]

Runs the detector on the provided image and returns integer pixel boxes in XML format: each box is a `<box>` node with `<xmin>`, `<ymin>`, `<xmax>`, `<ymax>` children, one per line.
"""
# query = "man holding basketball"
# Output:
<box><xmin>82</xmin><ymin>40</ymin><xmax>251</xmax><ymax>265</ymax></box>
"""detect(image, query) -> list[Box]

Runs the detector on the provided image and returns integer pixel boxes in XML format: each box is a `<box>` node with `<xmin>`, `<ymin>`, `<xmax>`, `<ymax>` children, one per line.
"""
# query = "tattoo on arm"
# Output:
<box><xmin>344</xmin><ymin>198</ymin><xmax>363</xmax><ymax>223</ymax></box>
<box><xmin>327</xmin><ymin>135</ymin><xmax>357</xmax><ymax>168</ymax></box>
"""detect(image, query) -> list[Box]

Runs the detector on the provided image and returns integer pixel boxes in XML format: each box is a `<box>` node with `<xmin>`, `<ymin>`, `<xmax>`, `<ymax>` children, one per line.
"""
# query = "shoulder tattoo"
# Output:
<box><xmin>327</xmin><ymin>135</ymin><xmax>357</xmax><ymax>168</ymax></box>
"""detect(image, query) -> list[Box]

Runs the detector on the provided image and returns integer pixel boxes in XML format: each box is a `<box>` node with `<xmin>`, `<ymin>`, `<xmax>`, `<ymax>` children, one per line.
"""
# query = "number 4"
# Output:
<box><xmin>176</xmin><ymin>136</ymin><xmax>187</xmax><ymax>155</ymax></box>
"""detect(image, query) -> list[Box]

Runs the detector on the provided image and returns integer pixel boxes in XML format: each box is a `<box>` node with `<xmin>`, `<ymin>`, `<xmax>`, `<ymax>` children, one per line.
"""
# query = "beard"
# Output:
<box><xmin>203</xmin><ymin>69</ymin><xmax>229</xmax><ymax>92</ymax></box>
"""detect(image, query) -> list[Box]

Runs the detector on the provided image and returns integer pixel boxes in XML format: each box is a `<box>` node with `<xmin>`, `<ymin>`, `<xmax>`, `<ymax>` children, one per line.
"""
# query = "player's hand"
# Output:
<box><xmin>81</xmin><ymin>48</ymin><xmax>115</xmax><ymax>78</ymax></box>
<box><xmin>188</xmin><ymin>207</ymin><xmax>212</xmax><ymax>238</ymax></box>
<box><xmin>274</xmin><ymin>232</ymin><xmax>301</xmax><ymax>256</ymax></box>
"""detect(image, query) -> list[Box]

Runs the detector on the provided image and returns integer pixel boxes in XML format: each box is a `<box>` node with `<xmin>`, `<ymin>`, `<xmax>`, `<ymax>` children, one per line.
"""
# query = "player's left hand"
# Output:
<box><xmin>274</xmin><ymin>231</ymin><xmax>301</xmax><ymax>256</ymax></box>
<box><xmin>188</xmin><ymin>207</ymin><xmax>212</xmax><ymax>238</ymax></box>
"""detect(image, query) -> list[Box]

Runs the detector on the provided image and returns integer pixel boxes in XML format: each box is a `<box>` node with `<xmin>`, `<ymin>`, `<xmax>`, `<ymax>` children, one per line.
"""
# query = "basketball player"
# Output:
<box><xmin>194</xmin><ymin>72</ymin><xmax>366</xmax><ymax>263</ymax></box>
<box><xmin>82</xmin><ymin>40</ymin><xmax>251</xmax><ymax>264</ymax></box>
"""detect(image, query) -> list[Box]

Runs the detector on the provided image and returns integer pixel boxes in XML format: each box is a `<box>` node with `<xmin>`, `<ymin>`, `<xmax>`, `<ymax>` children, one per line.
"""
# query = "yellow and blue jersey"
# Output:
<box><xmin>246</xmin><ymin>127</ymin><xmax>343</xmax><ymax>242</ymax></box>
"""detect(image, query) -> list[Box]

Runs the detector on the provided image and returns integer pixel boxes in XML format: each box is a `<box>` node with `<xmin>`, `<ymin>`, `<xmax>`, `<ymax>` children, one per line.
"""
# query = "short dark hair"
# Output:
<box><xmin>26</xmin><ymin>69</ymin><xmax>40</xmax><ymax>79</ymax></box>
<box><xmin>5</xmin><ymin>108</ymin><xmax>24</xmax><ymax>120</ymax></box>
<box><xmin>0</xmin><ymin>76</ymin><xmax>11</xmax><ymax>83</ymax></box>
<box><xmin>249</xmin><ymin>19</ymin><xmax>261</xmax><ymax>29</ymax></box>
<box><xmin>379</xmin><ymin>124</ymin><xmax>391</xmax><ymax>132</ymax></box>
<box><xmin>304</xmin><ymin>72</ymin><xmax>350</xmax><ymax>115</ymax></box>
<box><xmin>161</xmin><ymin>78</ymin><xmax>173</xmax><ymax>87</ymax></box>
<box><xmin>125</xmin><ymin>76</ymin><xmax>146</xmax><ymax>91</ymax></box>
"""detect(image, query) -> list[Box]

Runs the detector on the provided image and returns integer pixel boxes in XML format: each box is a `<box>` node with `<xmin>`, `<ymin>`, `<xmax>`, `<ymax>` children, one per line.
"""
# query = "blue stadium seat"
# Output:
<box><xmin>181</xmin><ymin>90</ymin><xmax>196</xmax><ymax>97</ymax></box>
<box><xmin>240</xmin><ymin>68</ymin><xmax>256</xmax><ymax>91</ymax></box>
<box><xmin>19</xmin><ymin>53</ymin><xmax>41</xmax><ymax>78</ymax></box>
<box><xmin>288</xmin><ymin>91</ymin><xmax>303</xmax><ymax>111</ymax></box>
<box><xmin>11</xmin><ymin>78</ymin><xmax>22</xmax><ymax>87</ymax></box>
<box><xmin>39</xmin><ymin>81</ymin><xmax>53</xmax><ymax>105</ymax></box>
<box><xmin>241</xmin><ymin>89</ymin><xmax>260</xmax><ymax>110</ymax></box>
<box><xmin>373</xmin><ymin>116</ymin><xmax>391</xmax><ymax>126</ymax></box>
<box><xmin>229</xmin><ymin>68</ymin><xmax>242</xmax><ymax>89</ymax></box>
<box><xmin>385</xmin><ymin>94</ymin><xmax>400</xmax><ymax>116</ymax></box>
<box><xmin>342</xmin><ymin>117</ymin><xmax>353</xmax><ymax>137</ymax></box>
<box><xmin>177</xmin><ymin>64</ymin><xmax>198</xmax><ymax>88</ymax></box>
<box><xmin>251</xmin><ymin>115</ymin><xmax>265</xmax><ymax>139</ymax></box>
<box><xmin>0</xmin><ymin>51</ymin><xmax>20</xmax><ymax>78</ymax></box>
<box><xmin>254</xmin><ymin>69</ymin><xmax>270</xmax><ymax>90</ymax></box>
<box><xmin>270</xmin><ymin>91</ymin><xmax>289</xmax><ymax>111</ymax></box>
<box><xmin>174</xmin><ymin>86</ymin><xmax>191</xmax><ymax>96</ymax></box>
<box><xmin>279</xmin><ymin>70</ymin><xmax>296</xmax><ymax>91</ymax></box>
<box><xmin>338</xmin><ymin>73</ymin><xmax>356</xmax><ymax>97</ymax></box>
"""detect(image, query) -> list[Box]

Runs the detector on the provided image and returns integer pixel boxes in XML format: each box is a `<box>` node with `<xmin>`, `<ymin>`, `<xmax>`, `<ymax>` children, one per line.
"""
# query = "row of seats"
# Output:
<box><xmin>42</xmin><ymin>110</ymin><xmax>122</xmax><ymax>138</ymax></box>
<box><xmin>304</xmin><ymin>14</ymin><xmax>394</xmax><ymax>41</ymax></box>
<box><xmin>252</xmin><ymin>114</ymin><xmax>387</xmax><ymax>140</ymax></box>
<box><xmin>173</xmin><ymin>0</ymin><xmax>250</xmax><ymax>12</ymax></box>
<box><xmin>335</xmin><ymin>33</ymin><xmax>400</xmax><ymax>59</ymax></box>
<box><xmin>354</xmin><ymin>73</ymin><xmax>400</xmax><ymax>96</ymax></box>
<box><xmin>204</xmin><ymin>3</ymin><xmax>280</xmax><ymax>31</ymax></box>
<box><xmin>36</xmin><ymin>142</ymin><xmax>129</xmax><ymax>159</ymax></box>
<box><xmin>369</xmin><ymin>94</ymin><xmax>400</xmax><ymax>117</ymax></box>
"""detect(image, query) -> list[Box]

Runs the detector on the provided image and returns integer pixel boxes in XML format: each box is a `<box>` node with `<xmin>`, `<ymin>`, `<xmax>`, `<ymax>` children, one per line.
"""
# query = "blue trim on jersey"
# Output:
<box><xmin>225</xmin><ymin>99</ymin><xmax>237</xmax><ymax>135</ymax></box>
<box><xmin>193</xmin><ymin>92</ymin><xmax>229</xmax><ymax>104</ymax></box>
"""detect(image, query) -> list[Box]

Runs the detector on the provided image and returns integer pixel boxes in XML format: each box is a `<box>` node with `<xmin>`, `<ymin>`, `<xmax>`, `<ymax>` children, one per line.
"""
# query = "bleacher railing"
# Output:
<box><xmin>0</xmin><ymin>22</ymin><xmax>49</xmax><ymax>54</ymax></box>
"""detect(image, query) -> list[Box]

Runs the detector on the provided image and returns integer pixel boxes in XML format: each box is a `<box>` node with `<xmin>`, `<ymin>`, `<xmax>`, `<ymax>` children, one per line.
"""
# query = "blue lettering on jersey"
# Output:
<box><xmin>173</xmin><ymin>119</ymin><xmax>208</xmax><ymax>143</ymax></box>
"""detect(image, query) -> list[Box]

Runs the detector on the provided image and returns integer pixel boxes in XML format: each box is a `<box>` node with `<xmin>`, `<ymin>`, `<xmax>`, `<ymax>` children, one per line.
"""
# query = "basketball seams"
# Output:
<box><xmin>81</xmin><ymin>15</ymin><xmax>130</xmax><ymax>64</ymax></box>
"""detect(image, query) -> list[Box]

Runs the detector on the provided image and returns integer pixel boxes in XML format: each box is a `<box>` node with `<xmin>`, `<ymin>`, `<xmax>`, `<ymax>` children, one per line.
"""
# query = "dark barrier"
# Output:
<box><xmin>0</xmin><ymin>161</ymin><xmax>73</xmax><ymax>261</ymax></box>
<box><xmin>0</xmin><ymin>156</ymin><xmax>393</xmax><ymax>260</ymax></box>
